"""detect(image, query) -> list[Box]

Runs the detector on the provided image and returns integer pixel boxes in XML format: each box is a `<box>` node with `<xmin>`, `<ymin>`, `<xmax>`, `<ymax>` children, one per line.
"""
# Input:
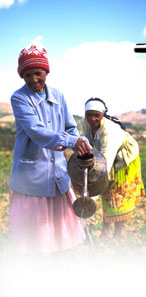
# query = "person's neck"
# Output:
<box><xmin>91</xmin><ymin>125</ymin><xmax>100</xmax><ymax>137</ymax></box>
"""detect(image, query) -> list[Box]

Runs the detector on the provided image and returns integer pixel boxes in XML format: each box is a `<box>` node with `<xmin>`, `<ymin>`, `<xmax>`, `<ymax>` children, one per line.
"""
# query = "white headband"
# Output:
<box><xmin>85</xmin><ymin>101</ymin><xmax>106</xmax><ymax>113</ymax></box>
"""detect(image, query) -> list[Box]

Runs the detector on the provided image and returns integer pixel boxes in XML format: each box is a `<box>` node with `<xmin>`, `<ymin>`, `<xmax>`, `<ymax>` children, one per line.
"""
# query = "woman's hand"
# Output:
<box><xmin>75</xmin><ymin>138</ymin><xmax>92</xmax><ymax>157</ymax></box>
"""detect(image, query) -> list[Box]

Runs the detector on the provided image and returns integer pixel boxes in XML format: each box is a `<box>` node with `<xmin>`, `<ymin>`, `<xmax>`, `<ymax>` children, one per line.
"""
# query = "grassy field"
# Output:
<box><xmin>0</xmin><ymin>123</ymin><xmax>146</xmax><ymax>258</ymax></box>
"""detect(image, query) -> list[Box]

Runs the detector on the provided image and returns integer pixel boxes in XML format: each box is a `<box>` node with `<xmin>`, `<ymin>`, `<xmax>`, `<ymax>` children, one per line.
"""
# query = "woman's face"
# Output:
<box><xmin>85</xmin><ymin>110</ymin><xmax>104</xmax><ymax>130</ymax></box>
<box><xmin>23</xmin><ymin>68</ymin><xmax>47</xmax><ymax>92</ymax></box>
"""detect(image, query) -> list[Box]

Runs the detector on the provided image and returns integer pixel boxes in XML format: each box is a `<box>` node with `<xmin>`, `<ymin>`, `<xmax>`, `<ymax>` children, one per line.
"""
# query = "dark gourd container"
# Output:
<box><xmin>67</xmin><ymin>151</ymin><xmax>108</xmax><ymax>197</ymax></box>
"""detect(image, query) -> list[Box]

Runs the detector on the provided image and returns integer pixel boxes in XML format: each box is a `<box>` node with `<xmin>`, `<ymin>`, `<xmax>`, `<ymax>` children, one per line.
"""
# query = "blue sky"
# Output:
<box><xmin>1</xmin><ymin>0</ymin><xmax>146</xmax><ymax>59</ymax></box>
<box><xmin>0</xmin><ymin>0</ymin><xmax>146</xmax><ymax>115</ymax></box>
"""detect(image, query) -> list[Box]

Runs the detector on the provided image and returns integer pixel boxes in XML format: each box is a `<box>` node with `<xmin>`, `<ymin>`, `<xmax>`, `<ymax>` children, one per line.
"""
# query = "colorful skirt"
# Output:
<box><xmin>9</xmin><ymin>187</ymin><xmax>85</xmax><ymax>255</ymax></box>
<box><xmin>102</xmin><ymin>154</ymin><xmax>145</xmax><ymax>223</ymax></box>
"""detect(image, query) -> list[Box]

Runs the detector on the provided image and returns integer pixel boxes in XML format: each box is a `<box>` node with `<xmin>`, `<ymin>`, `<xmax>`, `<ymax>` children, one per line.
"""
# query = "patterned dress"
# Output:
<box><xmin>82</xmin><ymin>117</ymin><xmax>145</xmax><ymax>223</ymax></box>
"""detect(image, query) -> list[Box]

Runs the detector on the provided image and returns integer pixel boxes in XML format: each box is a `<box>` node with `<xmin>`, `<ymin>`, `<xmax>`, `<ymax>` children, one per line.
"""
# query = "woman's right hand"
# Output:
<box><xmin>75</xmin><ymin>138</ymin><xmax>92</xmax><ymax>157</ymax></box>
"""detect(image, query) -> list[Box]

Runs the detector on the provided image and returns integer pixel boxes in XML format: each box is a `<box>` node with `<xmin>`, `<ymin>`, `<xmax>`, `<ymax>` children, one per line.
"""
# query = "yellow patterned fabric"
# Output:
<box><xmin>82</xmin><ymin>117</ymin><xmax>145</xmax><ymax>222</ymax></box>
<box><xmin>102</xmin><ymin>154</ymin><xmax>145</xmax><ymax>222</ymax></box>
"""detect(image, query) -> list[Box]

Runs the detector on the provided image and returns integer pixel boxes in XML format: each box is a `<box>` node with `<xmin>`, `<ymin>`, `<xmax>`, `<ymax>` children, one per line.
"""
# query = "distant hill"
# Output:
<box><xmin>0</xmin><ymin>103</ymin><xmax>146</xmax><ymax>125</ymax></box>
<box><xmin>0</xmin><ymin>103</ymin><xmax>14</xmax><ymax>123</ymax></box>
<box><xmin>115</xmin><ymin>110</ymin><xmax>146</xmax><ymax>125</ymax></box>
<box><xmin>0</xmin><ymin>103</ymin><xmax>13</xmax><ymax>114</ymax></box>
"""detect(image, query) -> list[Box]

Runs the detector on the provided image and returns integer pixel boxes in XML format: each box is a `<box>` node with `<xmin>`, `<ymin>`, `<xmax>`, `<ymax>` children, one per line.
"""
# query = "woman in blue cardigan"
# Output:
<box><xmin>9</xmin><ymin>44</ymin><xmax>91</xmax><ymax>254</ymax></box>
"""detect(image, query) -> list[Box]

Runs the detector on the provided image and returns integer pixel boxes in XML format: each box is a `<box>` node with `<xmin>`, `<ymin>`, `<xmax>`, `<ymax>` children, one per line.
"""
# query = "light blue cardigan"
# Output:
<box><xmin>9</xmin><ymin>84</ymin><xmax>80</xmax><ymax>197</ymax></box>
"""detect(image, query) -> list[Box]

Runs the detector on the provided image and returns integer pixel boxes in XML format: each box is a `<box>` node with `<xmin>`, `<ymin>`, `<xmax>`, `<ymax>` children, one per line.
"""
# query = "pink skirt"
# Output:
<box><xmin>9</xmin><ymin>187</ymin><xmax>85</xmax><ymax>254</ymax></box>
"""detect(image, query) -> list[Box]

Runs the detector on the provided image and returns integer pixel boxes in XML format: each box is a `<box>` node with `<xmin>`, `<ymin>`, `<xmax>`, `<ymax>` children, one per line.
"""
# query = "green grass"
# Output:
<box><xmin>0</xmin><ymin>151</ymin><xmax>13</xmax><ymax>195</ymax></box>
<box><xmin>140</xmin><ymin>144</ymin><xmax>146</xmax><ymax>190</ymax></box>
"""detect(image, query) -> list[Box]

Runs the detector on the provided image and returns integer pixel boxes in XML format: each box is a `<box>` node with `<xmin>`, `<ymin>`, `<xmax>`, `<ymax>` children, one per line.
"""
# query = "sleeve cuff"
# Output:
<box><xmin>64</xmin><ymin>135</ymin><xmax>78</xmax><ymax>148</ymax></box>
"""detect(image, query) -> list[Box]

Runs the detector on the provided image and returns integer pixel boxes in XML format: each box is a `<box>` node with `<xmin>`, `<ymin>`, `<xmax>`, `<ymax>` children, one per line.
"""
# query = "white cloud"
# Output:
<box><xmin>32</xmin><ymin>36</ymin><xmax>43</xmax><ymax>43</ymax></box>
<box><xmin>47</xmin><ymin>41</ymin><xmax>146</xmax><ymax>116</ymax></box>
<box><xmin>17</xmin><ymin>0</ymin><xmax>27</xmax><ymax>3</ymax></box>
<box><xmin>0</xmin><ymin>0</ymin><xmax>27</xmax><ymax>8</ymax></box>
<box><xmin>31</xmin><ymin>36</ymin><xmax>44</xmax><ymax>48</ymax></box>
<box><xmin>0</xmin><ymin>0</ymin><xmax>14</xmax><ymax>8</ymax></box>
<box><xmin>0</xmin><ymin>69</ymin><xmax>23</xmax><ymax>102</ymax></box>
<box><xmin>143</xmin><ymin>27</ymin><xmax>146</xmax><ymax>37</ymax></box>
<box><xmin>22</xmin><ymin>36</ymin><xmax>45</xmax><ymax>50</ymax></box>
<box><xmin>17</xmin><ymin>0</ymin><xmax>27</xmax><ymax>6</ymax></box>
<box><xmin>1</xmin><ymin>41</ymin><xmax>146</xmax><ymax>116</ymax></box>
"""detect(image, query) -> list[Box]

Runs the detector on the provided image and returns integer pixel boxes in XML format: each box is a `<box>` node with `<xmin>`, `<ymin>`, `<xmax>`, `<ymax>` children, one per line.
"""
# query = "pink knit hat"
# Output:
<box><xmin>18</xmin><ymin>44</ymin><xmax>50</xmax><ymax>78</ymax></box>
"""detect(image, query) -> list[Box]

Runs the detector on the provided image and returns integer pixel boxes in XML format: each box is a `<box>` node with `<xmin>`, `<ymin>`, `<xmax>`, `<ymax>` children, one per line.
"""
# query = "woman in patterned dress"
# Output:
<box><xmin>82</xmin><ymin>97</ymin><xmax>145</xmax><ymax>240</ymax></box>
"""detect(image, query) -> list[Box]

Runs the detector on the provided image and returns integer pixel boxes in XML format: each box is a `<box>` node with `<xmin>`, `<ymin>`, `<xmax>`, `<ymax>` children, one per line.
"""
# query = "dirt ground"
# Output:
<box><xmin>1</xmin><ymin>193</ymin><xmax>146</xmax><ymax>260</ymax></box>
